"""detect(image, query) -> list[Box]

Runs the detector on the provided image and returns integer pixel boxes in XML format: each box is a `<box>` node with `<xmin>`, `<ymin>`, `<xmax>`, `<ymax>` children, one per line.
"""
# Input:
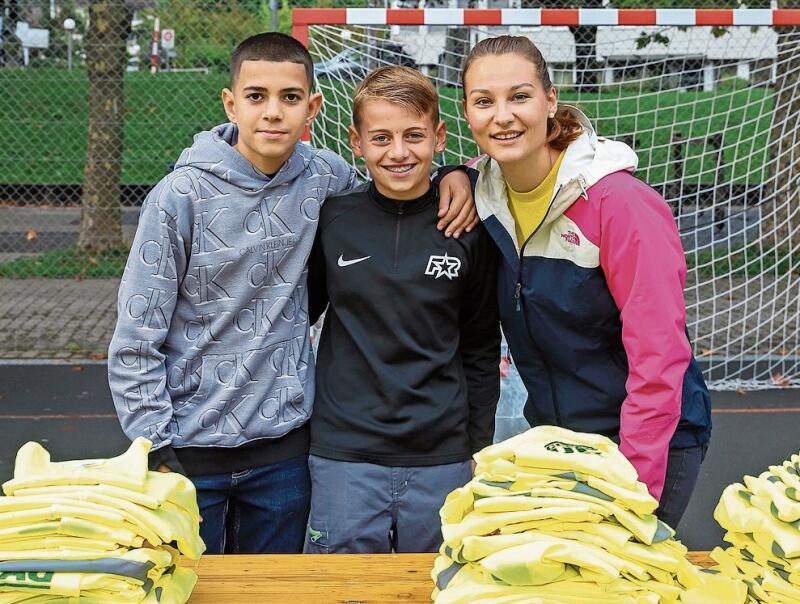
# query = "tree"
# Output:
<box><xmin>78</xmin><ymin>0</ymin><xmax>129</xmax><ymax>252</ymax></box>
<box><xmin>149</xmin><ymin>0</ymin><xmax>268</xmax><ymax>71</ymax></box>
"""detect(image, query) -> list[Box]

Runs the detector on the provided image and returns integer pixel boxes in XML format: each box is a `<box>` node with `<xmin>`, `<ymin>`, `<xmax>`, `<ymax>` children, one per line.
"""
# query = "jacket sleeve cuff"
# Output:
<box><xmin>148</xmin><ymin>444</ymin><xmax>187</xmax><ymax>476</ymax></box>
<box><xmin>432</xmin><ymin>163</ymin><xmax>469</xmax><ymax>184</ymax></box>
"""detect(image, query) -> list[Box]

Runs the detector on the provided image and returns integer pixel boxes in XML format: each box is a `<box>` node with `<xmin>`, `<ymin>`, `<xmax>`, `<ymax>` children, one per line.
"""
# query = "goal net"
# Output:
<box><xmin>295</xmin><ymin>7</ymin><xmax>800</xmax><ymax>390</ymax></box>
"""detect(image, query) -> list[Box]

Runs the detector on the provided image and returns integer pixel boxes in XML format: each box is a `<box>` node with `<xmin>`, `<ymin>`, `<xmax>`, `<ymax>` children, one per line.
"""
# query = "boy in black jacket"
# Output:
<box><xmin>305</xmin><ymin>66</ymin><xmax>500</xmax><ymax>553</ymax></box>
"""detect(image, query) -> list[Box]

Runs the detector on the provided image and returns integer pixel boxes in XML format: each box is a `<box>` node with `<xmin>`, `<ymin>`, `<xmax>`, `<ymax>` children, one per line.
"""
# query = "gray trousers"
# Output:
<box><xmin>304</xmin><ymin>454</ymin><xmax>473</xmax><ymax>554</ymax></box>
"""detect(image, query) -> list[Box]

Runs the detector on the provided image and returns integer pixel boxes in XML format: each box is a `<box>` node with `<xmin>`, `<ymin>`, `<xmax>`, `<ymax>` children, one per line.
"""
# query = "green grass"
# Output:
<box><xmin>687</xmin><ymin>243</ymin><xmax>800</xmax><ymax>278</ymax></box>
<box><xmin>1</xmin><ymin>68</ymin><xmax>775</xmax><ymax>187</ymax></box>
<box><xmin>439</xmin><ymin>85</ymin><xmax>772</xmax><ymax>186</ymax></box>
<box><xmin>1</xmin><ymin>68</ymin><xmax>229</xmax><ymax>185</ymax></box>
<box><xmin>0</xmin><ymin>247</ymin><xmax>129</xmax><ymax>278</ymax></box>
<box><xmin>0</xmin><ymin>70</ymin><xmax>780</xmax><ymax>278</ymax></box>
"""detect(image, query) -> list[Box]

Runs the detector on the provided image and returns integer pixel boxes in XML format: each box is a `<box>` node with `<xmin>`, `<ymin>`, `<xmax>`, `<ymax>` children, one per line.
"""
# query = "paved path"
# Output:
<box><xmin>0</xmin><ymin>206</ymin><xmax>127</xmax><ymax>358</ymax></box>
<box><xmin>0</xmin><ymin>278</ymin><xmax>119</xmax><ymax>358</ymax></box>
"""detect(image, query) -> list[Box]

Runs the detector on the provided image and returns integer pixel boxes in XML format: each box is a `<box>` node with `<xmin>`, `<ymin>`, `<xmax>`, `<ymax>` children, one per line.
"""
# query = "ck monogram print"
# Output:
<box><xmin>109</xmin><ymin>124</ymin><xmax>357</xmax><ymax>449</ymax></box>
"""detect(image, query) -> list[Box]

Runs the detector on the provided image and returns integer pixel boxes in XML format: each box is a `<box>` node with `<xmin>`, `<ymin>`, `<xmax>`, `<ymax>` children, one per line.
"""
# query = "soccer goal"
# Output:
<box><xmin>294</xmin><ymin>7</ymin><xmax>800</xmax><ymax>390</ymax></box>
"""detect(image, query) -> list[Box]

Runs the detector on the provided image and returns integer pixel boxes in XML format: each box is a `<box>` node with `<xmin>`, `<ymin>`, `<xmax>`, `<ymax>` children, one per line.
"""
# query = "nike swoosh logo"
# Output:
<box><xmin>337</xmin><ymin>255</ymin><xmax>371</xmax><ymax>267</ymax></box>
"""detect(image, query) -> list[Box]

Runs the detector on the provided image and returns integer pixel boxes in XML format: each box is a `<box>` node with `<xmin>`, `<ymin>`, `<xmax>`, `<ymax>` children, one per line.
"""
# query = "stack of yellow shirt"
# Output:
<box><xmin>0</xmin><ymin>438</ymin><xmax>203</xmax><ymax>603</ymax></box>
<box><xmin>711</xmin><ymin>451</ymin><xmax>800</xmax><ymax>603</ymax></box>
<box><xmin>432</xmin><ymin>426</ymin><xmax>746</xmax><ymax>604</ymax></box>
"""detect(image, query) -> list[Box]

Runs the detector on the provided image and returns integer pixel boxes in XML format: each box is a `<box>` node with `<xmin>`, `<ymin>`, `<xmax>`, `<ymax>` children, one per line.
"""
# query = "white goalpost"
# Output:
<box><xmin>294</xmin><ymin>7</ymin><xmax>800</xmax><ymax>390</ymax></box>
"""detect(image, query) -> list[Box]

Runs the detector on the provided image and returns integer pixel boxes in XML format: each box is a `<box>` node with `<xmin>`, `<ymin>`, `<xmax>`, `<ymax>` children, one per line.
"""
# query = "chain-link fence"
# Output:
<box><xmin>0</xmin><ymin>0</ymin><xmax>329</xmax><ymax>358</ymax></box>
<box><xmin>2</xmin><ymin>0</ymin><xmax>799</xmax><ymax>390</ymax></box>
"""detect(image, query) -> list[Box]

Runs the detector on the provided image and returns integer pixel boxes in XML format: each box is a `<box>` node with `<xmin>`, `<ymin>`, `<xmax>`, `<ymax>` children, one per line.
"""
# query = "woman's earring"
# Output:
<box><xmin>549</xmin><ymin>113</ymin><xmax>555</xmax><ymax>119</ymax></box>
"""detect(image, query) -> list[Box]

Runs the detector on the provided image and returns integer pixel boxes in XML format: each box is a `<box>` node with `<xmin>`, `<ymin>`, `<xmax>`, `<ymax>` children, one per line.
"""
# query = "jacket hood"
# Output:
<box><xmin>173</xmin><ymin>122</ymin><xmax>315</xmax><ymax>191</ymax></box>
<box><xmin>473</xmin><ymin>106</ymin><xmax>638</xmax><ymax>248</ymax></box>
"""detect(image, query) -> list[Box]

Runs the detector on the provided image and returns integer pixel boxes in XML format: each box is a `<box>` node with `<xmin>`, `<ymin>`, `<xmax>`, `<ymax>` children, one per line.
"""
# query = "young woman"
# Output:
<box><xmin>461</xmin><ymin>35</ymin><xmax>711</xmax><ymax>530</ymax></box>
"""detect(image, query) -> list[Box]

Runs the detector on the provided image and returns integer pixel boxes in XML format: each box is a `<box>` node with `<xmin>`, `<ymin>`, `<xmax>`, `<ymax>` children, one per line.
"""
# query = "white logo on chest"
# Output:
<box><xmin>338</xmin><ymin>255</ymin><xmax>371</xmax><ymax>267</ymax></box>
<box><xmin>425</xmin><ymin>253</ymin><xmax>461</xmax><ymax>280</ymax></box>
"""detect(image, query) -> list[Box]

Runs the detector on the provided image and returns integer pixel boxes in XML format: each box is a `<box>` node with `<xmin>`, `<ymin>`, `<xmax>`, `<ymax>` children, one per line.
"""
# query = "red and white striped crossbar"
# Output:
<box><xmin>292</xmin><ymin>7</ymin><xmax>800</xmax><ymax>45</ymax></box>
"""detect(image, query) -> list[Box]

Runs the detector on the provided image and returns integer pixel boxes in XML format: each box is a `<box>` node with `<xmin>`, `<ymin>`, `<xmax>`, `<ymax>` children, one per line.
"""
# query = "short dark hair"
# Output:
<box><xmin>230</xmin><ymin>32</ymin><xmax>314</xmax><ymax>90</ymax></box>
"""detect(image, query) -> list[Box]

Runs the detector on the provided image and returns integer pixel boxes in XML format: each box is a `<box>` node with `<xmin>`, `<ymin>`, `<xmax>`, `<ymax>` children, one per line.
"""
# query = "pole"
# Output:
<box><xmin>150</xmin><ymin>16</ymin><xmax>160</xmax><ymax>74</ymax></box>
<box><xmin>270</xmin><ymin>0</ymin><xmax>277</xmax><ymax>32</ymax></box>
<box><xmin>67</xmin><ymin>33</ymin><xmax>72</xmax><ymax>70</ymax></box>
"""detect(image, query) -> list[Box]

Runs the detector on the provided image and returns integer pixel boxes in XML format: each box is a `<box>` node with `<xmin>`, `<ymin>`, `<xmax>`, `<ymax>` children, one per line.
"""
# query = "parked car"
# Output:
<box><xmin>314</xmin><ymin>42</ymin><xmax>416</xmax><ymax>82</ymax></box>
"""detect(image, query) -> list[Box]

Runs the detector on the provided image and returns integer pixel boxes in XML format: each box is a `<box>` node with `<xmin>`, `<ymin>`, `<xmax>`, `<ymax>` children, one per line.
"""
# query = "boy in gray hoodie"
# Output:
<box><xmin>107</xmin><ymin>32</ymin><xmax>474</xmax><ymax>555</ymax></box>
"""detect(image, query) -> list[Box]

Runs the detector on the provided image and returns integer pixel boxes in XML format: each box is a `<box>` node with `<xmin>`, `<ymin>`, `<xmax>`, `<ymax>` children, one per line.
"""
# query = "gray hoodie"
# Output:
<box><xmin>108</xmin><ymin>123</ymin><xmax>357</xmax><ymax>452</ymax></box>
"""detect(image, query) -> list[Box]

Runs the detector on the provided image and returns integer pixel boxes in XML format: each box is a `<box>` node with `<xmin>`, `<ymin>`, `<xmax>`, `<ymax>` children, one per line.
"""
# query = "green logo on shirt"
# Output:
<box><xmin>544</xmin><ymin>441</ymin><xmax>602</xmax><ymax>455</ymax></box>
<box><xmin>308</xmin><ymin>526</ymin><xmax>324</xmax><ymax>543</ymax></box>
<box><xmin>0</xmin><ymin>571</ymin><xmax>53</xmax><ymax>589</ymax></box>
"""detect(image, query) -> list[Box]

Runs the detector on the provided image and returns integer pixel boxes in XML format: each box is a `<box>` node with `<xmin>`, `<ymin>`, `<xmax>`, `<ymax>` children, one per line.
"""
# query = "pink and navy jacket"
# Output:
<box><xmin>472</xmin><ymin>107</ymin><xmax>711</xmax><ymax>500</ymax></box>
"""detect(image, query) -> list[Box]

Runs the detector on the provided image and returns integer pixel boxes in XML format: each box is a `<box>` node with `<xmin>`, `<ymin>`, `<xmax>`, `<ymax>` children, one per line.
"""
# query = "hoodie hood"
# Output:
<box><xmin>173</xmin><ymin>122</ymin><xmax>316</xmax><ymax>191</ymax></box>
<box><xmin>473</xmin><ymin>106</ymin><xmax>638</xmax><ymax>250</ymax></box>
<box><xmin>109</xmin><ymin>122</ymin><xmax>360</xmax><ymax>453</ymax></box>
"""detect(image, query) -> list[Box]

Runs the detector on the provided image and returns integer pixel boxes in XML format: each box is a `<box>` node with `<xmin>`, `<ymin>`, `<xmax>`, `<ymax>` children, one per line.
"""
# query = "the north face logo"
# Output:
<box><xmin>544</xmin><ymin>441</ymin><xmax>602</xmax><ymax>455</ymax></box>
<box><xmin>560</xmin><ymin>231</ymin><xmax>580</xmax><ymax>246</ymax></box>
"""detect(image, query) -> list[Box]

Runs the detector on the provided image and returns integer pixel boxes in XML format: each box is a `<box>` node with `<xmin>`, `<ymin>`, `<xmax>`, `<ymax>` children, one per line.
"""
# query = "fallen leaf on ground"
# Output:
<box><xmin>772</xmin><ymin>373</ymin><xmax>791</xmax><ymax>387</ymax></box>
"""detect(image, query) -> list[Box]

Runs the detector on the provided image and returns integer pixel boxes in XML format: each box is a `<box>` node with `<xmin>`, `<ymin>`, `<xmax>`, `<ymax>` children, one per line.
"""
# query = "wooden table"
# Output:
<box><xmin>184</xmin><ymin>552</ymin><xmax>713</xmax><ymax>603</ymax></box>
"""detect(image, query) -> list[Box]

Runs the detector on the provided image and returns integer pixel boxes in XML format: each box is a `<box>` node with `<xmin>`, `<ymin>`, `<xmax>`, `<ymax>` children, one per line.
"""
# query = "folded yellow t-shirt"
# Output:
<box><xmin>3</xmin><ymin>438</ymin><xmax>151</xmax><ymax>495</ymax></box>
<box><xmin>715</xmin><ymin>484</ymin><xmax>800</xmax><ymax>558</ymax></box>
<box><xmin>474</xmin><ymin>426</ymin><xmax>640</xmax><ymax>490</ymax></box>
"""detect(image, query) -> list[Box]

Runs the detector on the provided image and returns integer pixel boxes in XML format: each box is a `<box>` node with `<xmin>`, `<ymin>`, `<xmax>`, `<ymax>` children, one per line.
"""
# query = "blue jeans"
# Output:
<box><xmin>191</xmin><ymin>454</ymin><xmax>311</xmax><ymax>554</ymax></box>
<box><xmin>657</xmin><ymin>444</ymin><xmax>708</xmax><ymax>531</ymax></box>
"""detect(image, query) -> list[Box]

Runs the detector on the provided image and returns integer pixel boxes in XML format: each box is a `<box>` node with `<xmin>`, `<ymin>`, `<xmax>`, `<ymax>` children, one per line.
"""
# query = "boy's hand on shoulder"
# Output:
<box><xmin>437</xmin><ymin>169</ymin><xmax>478</xmax><ymax>239</ymax></box>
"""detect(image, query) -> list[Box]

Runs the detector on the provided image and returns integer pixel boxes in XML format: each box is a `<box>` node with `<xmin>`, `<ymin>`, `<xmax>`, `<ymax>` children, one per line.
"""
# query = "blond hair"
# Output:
<box><xmin>461</xmin><ymin>35</ymin><xmax>583</xmax><ymax>151</ymax></box>
<box><xmin>353</xmin><ymin>66</ymin><xmax>440</xmax><ymax>129</ymax></box>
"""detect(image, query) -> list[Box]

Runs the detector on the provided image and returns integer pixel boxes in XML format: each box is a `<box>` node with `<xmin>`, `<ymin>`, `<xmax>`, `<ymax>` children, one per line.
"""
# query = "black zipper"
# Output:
<box><xmin>393</xmin><ymin>207</ymin><xmax>404</xmax><ymax>272</ymax></box>
<box><xmin>515</xmin><ymin>182</ymin><xmax>563</xmax><ymax>297</ymax></box>
<box><xmin>514</xmin><ymin>182</ymin><xmax>565</xmax><ymax>426</ymax></box>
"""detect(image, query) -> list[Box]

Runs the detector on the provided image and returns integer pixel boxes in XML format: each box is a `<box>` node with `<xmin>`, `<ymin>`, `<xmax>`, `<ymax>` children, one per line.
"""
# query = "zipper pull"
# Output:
<box><xmin>577</xmin><ymin>175</ymin><xmax>589</xmax><ymax>201</ymax></box>
<box><xmin>515</xmin><ymin>282</ymin><xmax>521</xmax><ymax>311</ymax></box>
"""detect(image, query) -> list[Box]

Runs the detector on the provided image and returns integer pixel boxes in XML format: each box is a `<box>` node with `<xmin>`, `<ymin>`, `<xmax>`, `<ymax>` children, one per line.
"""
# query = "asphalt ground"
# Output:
<box><xmin>0</xmin><ymin>363</ymin><xmax>798</xmax><ymax>552</ymax></box>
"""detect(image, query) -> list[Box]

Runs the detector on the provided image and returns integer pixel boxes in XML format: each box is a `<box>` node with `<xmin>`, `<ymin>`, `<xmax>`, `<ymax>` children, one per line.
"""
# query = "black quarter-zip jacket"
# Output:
<box><xmin>308</xmin><ymin>180</ymin><xmax>501</xmax><ymax>466</ymax></box>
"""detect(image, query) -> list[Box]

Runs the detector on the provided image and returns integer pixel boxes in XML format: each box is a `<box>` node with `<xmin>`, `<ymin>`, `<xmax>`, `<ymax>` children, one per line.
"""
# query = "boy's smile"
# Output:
<box><xmin>349</xmin><ymin>99</ymin><xmax>446</xmax><ymax>201</ymax></box>
<box><xmin>222</xmin><ymin>60</ymin><xmax>322</xmax><ymax>176</ymax></box>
